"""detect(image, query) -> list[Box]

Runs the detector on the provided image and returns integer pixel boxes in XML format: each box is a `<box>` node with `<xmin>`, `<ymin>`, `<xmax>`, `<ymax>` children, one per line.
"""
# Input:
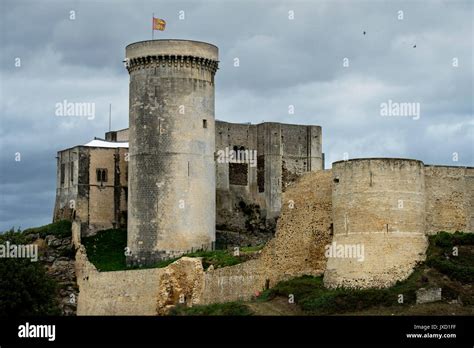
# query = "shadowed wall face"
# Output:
<box><xmin>126</xmin><ymin>40</ymin><xmax>219</xmax><ymax>266</ymax></box>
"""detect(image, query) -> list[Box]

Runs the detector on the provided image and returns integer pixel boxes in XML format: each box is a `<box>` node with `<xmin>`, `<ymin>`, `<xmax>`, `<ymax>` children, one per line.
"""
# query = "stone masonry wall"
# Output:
<box><xmin>126</xmin><ymin>40</ymin><xmax>217</xmax><ymax>265</ymax></box>
<box><xmin>425</xmin><ymin>165</ymin><xmax>474</xmax><ymax>234</ymax></box>
<box><xmin>76</xmin><ymin>170</ymin><xmax>333</xmax><ymax>313</ymax></box>
<box><xmin>75</xmin><ymin>161</ymin><xmax>473</xmax><ymax>313</ymax></box>
<box><xmin>325</xmin><ymin>159</ymin><xmax>428</xmax><ymax>288</ymax></box>
<box><xmin>76</xmin><ymin>244</ymin><xmax>164</xmax><ymax>315</ymax></box>
<box><xmin>259</xmin><ymin>170</ymin><xmax>333</xmax><ymax>287</ymax></box>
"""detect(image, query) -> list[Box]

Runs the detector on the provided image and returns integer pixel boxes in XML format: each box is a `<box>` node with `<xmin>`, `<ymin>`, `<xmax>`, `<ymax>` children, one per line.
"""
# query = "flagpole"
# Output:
<box><xmin>152</xmin><ymin>13</ymin><xmax>154</xmax><ymax>40</ymax></box>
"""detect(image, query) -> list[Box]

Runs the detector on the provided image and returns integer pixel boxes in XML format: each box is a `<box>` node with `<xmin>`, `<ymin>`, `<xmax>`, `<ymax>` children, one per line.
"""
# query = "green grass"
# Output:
<box><xmin>82</xmin><ymin>228</ymin><xmax>127</xmax><ymax>272</ymax></box>
<box><xmin>168</xmin><ymin>301</ymin><xmax>253</xmax><ymax>316</ymax></box>
<box><xmin>257</xmin><ymin>231</ymin><xmax>473</xmax><ymax>315</ymax></box>
<box><xmin>23</xmin><ymin>220</ymin><xmax>72</xmax><ymax>239</ymax></box>
<box><xmin>241</xmin><ymin>245</ymin><xmax>265</xmax><ymax>253</ymax></box>
<box><xmin>257</xmin><ymin>268</ymin><xmax>422</xmax><ymax>315</ymax></box>
<box><xmin>82</xmin><ymin>229</ymin><xmax>247</xmax><ymax>272</ymax></box>
<box><xmin>0</xmin><ymin>220</ymin><xmax>72</xmax><ymax>244</ymax></box>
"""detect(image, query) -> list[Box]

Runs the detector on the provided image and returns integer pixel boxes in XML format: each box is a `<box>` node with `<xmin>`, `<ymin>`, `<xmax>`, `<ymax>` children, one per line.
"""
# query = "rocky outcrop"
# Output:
<box><xmin>25</xmin><ymin>233</ymin><xmax>78</xmax><ymax>315</ymax></box>
<box><xmin>156</xmin><ymin>257</ymin><xmax>205</xmax><ymax>314</ymax></box>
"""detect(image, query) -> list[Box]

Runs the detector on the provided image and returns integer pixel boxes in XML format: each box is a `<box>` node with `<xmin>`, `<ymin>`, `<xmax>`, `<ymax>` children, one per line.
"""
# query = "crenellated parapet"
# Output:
<box><xmin>125</xmin><ymin>39</ymin><xmax>219</xmax><ymax>83</ymax></box>
<box><xmin>126</xmin><ymin>55</ymin><xmax>218</xmax><ymax>75</ymax></box>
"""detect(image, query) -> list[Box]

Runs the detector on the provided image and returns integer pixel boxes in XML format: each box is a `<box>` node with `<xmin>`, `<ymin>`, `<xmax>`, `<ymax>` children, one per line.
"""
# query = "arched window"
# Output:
<box><xmin>96</xmin><ymin>168</ymin><xmax>108</xmax><ymax>183</ymax></box>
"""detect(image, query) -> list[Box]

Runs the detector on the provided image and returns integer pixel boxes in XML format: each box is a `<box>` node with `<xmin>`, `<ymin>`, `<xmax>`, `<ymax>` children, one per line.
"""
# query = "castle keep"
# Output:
<box><xmin>125</xmin><ymin>40</ymin><xmax>219</xmax><ymax>265</ymax></box>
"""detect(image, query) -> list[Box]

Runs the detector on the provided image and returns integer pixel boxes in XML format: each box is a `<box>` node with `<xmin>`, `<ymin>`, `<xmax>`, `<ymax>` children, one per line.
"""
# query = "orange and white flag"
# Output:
<box><xmin>153</xmin><ymin>17</ymin><xmax>166</xmax><ymax>31</ymax></box>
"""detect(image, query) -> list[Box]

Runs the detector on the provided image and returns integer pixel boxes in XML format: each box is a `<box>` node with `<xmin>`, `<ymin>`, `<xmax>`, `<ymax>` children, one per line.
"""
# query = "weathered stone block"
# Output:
<box><xmin>416</xmin><ymin>287</ymin><xmax>442</xmax><ymax>304</ymax></box>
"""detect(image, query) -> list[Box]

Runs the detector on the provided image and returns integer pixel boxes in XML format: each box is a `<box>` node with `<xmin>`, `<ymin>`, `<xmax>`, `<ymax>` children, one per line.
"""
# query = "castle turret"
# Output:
<box><xmin>324</xmin><ymin>158</ymin><xmax>427</xmax><ymax>288</ymax></box>
<box><xmin>125</xmin><ymin>40</ymin><xmax>219</xmax><ymax>266</ymax></box>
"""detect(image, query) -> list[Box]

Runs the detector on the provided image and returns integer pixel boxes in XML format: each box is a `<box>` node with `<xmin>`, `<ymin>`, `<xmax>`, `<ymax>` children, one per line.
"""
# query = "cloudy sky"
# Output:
<box><xmin>0</xmin><ymin>0</ymin><xmax>472</xmax><ymax>231</ymax></box>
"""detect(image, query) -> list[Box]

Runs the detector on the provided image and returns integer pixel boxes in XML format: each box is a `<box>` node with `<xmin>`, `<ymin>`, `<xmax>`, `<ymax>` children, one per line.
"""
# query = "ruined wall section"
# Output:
<box><xmin>260</xmin><ymin>170</ymin><xmax>333</xmax><ymax>286</ymax></box>
<box><xmin>215</xmin><ymin>121</ymin><xmax>260</xmax><ymax>231</ymax></box>
<box><xmin>425</xmin><ymin>165</ymin><xmax>474</xmax><ymax>234</ymax></box>
<box><xmin>280</xmin><ymin>124</ymin><xmax>323</xmax><ymax>191</ymax></box>
<box><xmin>215</xmin><ymin>122</ymin><xmax>323</xmax><ymax>232</ymax></box>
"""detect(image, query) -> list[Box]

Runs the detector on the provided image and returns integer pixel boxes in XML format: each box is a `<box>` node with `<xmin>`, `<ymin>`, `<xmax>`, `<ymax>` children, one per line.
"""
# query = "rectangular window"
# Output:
<box><xmin>70</xmin><ymin>162</ymin><xmax>74</xmax><ymax>182</ymax></box>
<box><xmin>203</xmin><ymin>119</ymin><xmax>207</xmax><ymax>128</ymax></box>
<box><xmin>257</xmin><ymin>156</ymin><xmax>265</xmax><ymax>192</ymax></box>
<box><xmin>60</xmin><ymin>164</ymin><xmax>65</xmax><ymax>185</ymax></box>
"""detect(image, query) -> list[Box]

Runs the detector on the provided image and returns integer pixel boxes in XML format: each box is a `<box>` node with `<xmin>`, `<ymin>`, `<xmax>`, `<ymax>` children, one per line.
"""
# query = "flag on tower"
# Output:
<box><xmin>153</xmin><ymin>17</ymin><xmax>166</xmax><ymax>31</ymax></box>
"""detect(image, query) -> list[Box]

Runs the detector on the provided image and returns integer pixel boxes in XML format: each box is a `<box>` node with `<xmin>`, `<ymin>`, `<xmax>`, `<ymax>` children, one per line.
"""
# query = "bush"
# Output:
<box><xmin>0</xmin><ymin>258</ymin><xmax>60</xmax><ymax>316</ymax></box>
<box><xmin>427</xmin><ymin>231</ymin><xmax>474</xmax><ymax>283</ymax></box>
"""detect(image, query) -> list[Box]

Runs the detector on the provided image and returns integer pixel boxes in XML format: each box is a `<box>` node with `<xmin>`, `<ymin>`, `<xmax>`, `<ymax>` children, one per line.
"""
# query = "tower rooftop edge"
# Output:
<box><xmin>126</xmin><ymin>39</ymin><xmax>218</xmax><ymax>61</ymax></box>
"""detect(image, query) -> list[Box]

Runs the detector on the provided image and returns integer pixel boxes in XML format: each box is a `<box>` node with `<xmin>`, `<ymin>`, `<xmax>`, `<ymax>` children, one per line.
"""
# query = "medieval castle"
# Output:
<box><xmin>54</xmin><ymin>40</ymin><xmax>323</xmax><ymax>266</ymax></box>
<box><xmin>51</xmin><ymin>40</ymin><xmax>473</xmax><ymax>313</ymax></box>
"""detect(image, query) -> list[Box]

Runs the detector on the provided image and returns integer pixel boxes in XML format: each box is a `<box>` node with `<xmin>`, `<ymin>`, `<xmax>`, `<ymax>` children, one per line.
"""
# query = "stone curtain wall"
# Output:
<box><xmin>76</xmin><ymin>245</ymin><xmax>165</xmax><ymax>315</ymax></box>
<box><xmin>324</xmin><ymin>160</ymin><xmax>473</xmax><ymax>289</ymax></box>
<box><xmin>425</xmin><ymin>166</ymin><xmax>474</xmax><ymax>234</ymax></box>
<box><xmin>75</xmin><ymin>162</ymin><xmax>473</xmax><ymax>314</ymax></box>
<box><xmin>76</xmin><ymin>171</ymin><xmax>333</xmax><ymax>314</ymax></box>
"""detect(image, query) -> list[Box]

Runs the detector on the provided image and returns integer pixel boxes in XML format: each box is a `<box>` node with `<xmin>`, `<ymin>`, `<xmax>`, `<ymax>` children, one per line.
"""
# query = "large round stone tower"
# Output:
<box><xmin>125</xmin><ymin>40</ymin><xmax>218</xmax><ymax>266</ymax></box>
<box><xmin>324</xmin><ymin>158</ymin><xmax>428</xmax><ymax>288</ymax></box>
